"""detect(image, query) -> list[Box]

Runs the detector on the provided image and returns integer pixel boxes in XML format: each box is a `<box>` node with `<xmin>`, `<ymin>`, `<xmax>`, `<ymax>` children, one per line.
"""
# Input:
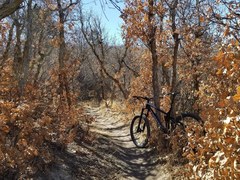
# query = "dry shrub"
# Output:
<box><xmin>182</xmin><ymin>45</ymin><xmax>240</xmax><ymax>179</ymax></box>
<box><xmin>0</xmin><ymin>59</ymin><xmax>92</xmax><ymax>178</ymax></box>
<box><xmin>0</xmin><ymin>99</ymin><xmax>91</xmax><ymax>178</ymax></box>
<box><xmin>183</xmin><ymin>110</ymin><xmax>240</xmax><ymax>179</ymax></box>
<box><xmin>169</xmin><ymin>127</ymin><xmax>189</xmax><ymax>165</ymax></box>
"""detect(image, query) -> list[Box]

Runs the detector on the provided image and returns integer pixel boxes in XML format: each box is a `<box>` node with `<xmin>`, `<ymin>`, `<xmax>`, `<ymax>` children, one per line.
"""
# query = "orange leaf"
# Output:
<box><xmin>200</xmin><ymin>16</ymin><xmax>205</xmax><ymax>22</ymax></box>
<box><xmin>1</xmin><ymin>125</ymin><xmax>10</xmax><ymax>133</ymax></box>
<box><xmin>224</xmin><ymin>26</ymin><xmax>230</xmax><ymax>36</ymax></box>
<box><xmin>225</xmin><ymin>137</ymin><xmax>235</xmax><ymax>144</ymax></box>
<box><xmin>233</xmin><ymin>86</ymin><xmax>240</xmax><ymax>102</ymax></box>
<box><xmin>216</xmin><ymin>68</ymin><xmax>222</xmax><ymax>75</ymax></box>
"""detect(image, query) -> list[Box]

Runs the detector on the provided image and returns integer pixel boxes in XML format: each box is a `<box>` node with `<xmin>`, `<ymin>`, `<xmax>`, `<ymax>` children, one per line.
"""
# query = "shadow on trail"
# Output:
<box><xmin>36</xmin><ymin>104</ymin><xmax>166</xmax><ymax>180</ymax></box>
<box><xmin>89</xmin><ymin>123</ymin><xmax>129</xmax><ymax>132</ymax></box>
<box><xmin>79</xmin><ymin>133</ymin><xmax>165</xmax><ymax>179</ymax></box>
<box><xmin>82</xmin><ymin>104</ymin><xmax>168</xmax><ymax>179</ymax></box>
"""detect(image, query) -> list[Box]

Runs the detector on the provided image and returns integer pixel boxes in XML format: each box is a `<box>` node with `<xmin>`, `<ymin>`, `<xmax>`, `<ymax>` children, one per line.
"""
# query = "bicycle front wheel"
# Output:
<box><xmin>130</xmin><ymin>115</ymin><xmax>150</xmax><ymax>148</ymax></box>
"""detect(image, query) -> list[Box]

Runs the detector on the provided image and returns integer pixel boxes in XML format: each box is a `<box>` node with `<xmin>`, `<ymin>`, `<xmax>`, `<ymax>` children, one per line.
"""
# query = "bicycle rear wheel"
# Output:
<box><xmin>130</xmin><ymin>115</ymin><xmax>150</xmax><ymax>148</ymax></box>
<box><xmin>177</xmin><ymin>113</ymin><xmax>203</xmax><ymax>134</ymax></box>
<box><xmin>169</xmin><ymin>113</ymin><xmax>204</xmax><ymax>162</ymax></box>
<box><xmin>173</xmin><ymin>113</ymin><xmax>204</xmax><ymax>148</ymax></box>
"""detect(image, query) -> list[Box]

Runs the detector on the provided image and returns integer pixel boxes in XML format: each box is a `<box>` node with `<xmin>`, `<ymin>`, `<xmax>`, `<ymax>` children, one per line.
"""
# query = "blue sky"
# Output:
<box><xmin>82</xmin><ymin>0</ymin><xmax>124</xmax><ymax>44</ymax></box>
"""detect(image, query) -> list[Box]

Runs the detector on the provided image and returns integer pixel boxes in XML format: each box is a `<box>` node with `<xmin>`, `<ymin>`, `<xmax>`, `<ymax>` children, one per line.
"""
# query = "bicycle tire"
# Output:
<box><xmin>174</xmin><ymin>113</ymin><xmax>204</xmax><ymax>146</ymax></box>
<box><xmin>176</xmin><ymin>113</ymin><xmax>203</xmax><ymax>123</ymax></box>
<box><xmin>130</xmin><ymin>115</ymin><xmax>150</xmax><ymax>148</ymax></box>
<box><xmin>176</xmin><ymin>112</ymin><xmax>203</xmax><ymax>128</ymax></box>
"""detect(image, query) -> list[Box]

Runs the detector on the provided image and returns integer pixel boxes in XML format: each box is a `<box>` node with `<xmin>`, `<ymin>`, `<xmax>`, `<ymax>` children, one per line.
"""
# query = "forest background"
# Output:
<box><xmin>0</xmin><ymin>0</ymin><xmax>239</xmax><ymax>179</ymax></box>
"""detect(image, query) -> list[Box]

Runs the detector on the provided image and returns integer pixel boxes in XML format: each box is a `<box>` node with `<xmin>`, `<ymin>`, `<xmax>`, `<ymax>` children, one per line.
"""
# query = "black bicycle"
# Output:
<box><xmin>130</xmin><ymin>92</ymin><xmax>204</xmax><ymax>148</ymax></box>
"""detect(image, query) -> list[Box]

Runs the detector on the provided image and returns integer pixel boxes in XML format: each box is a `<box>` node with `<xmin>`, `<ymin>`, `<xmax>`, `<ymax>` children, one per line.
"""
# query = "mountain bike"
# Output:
<box><xmin>130</xmin><ymin>92</ymin><xmax>204</xmax><ymax>148</ymax></box>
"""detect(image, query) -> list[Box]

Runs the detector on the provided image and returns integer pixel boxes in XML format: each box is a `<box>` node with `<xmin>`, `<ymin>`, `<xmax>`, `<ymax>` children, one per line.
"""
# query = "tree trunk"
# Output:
<box><xmin>13</xmin><ymin>15</ymin><xmax>23</xmax><ymax>91</ymax></box>
<box><xmin>170</xmin><ymin>0</ymin><xmax>179</xmax><ymax>116</ymax></box>
<box><xmin>80</xmin><ymin>14</ymin><xmax>129</xmax><ymax>99</ymax></box>
<box><xmin>100</xmin><ymin>69</ymin><xmax>106</xmax><ymax>101</ymax></box>
<box><xmin>191</xmin><ymin>0</ymin><xmax>201</xmax><ymax>113</ymax></box>
<box><xmin>170</xmin><ymin>0</ymin><xmax>179</xmax><ymax>92</ymax></box>
<box><xmin>0</xmin><ymin>0</ymin><xmax>23</xmax><ymax>20</ymax></box>
<box><xmin>0</xmin><ymin>23</ymin><xmax>14</xmax><ymax>70</ymax></box>
<box><xmin>57</xmin><ymin>0</ymin><xmax>71</xmax><ymax>108</ymax></box>
<box><xmin>151</xmin><ymin>41</ymin><xmax>160</xmax><ymax>117</ymax></box>
<box><xmin>20</xmin><ymin>0</ymin><xmax>33</xmax><ymax>96</ymax></box>
<box><xmin>148</xmin><ymin>0</ymin><xmax>160</xmax><ymax>117</ymax></box>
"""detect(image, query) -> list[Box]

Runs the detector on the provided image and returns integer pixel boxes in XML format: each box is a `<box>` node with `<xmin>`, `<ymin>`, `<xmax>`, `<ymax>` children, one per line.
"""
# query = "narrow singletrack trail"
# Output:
<box><xmin>81</xmin><ymin>103</ymin><xmax>173</xmax><ymax>180</ymax></box>
<box><xmin>37</xmin><ymin>102</ymin><xmax>176</xmax><ymax>180</ymax></box>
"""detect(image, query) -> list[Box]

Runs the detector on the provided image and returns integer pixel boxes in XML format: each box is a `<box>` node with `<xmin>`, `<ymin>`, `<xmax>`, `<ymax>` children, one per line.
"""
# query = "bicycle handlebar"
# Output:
<box><xmin>132</xmin><ymin>96</ymin><xmax>153</xmax><ymax>101</ymax></box>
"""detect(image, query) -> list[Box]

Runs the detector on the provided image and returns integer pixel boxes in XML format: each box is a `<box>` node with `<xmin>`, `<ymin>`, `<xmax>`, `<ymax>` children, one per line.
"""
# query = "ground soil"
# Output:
<box><xmin>36</xmin><ymin>102</ymin><xmax>181</xmax><ymax>180</ymax></box>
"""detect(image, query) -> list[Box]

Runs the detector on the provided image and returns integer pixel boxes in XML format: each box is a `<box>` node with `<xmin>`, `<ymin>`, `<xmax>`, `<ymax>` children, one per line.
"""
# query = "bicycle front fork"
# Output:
<box><xmin>138</xmin><ymin>108</ymin><xmax>148</xmax><ymax>132</ymax></box>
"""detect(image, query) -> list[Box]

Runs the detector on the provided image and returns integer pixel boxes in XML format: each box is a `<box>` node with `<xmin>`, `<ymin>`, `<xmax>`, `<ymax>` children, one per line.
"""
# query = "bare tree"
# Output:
<box><xmin>79</xmin><ymin>11</ymin><xmax>129</xmax><ymax>99</ymax></box>
<box><xmin>0</xmin><ymin>23</ymin><xmax>14</xmax><ymax>69</ymax></box>
<box><xmin>55</xmin><ymin>0</ymin><xmax>79</xmax><ymax>108</ymax></box>
<box><xmin>19</xmin><ymin>0</ymin><xmax>33</xmax><ymax>96</ymax></box>
<box><xmin>147</xmin><ymin>0</ymin><xmax>161</xmax><ymax>117</ymax></box>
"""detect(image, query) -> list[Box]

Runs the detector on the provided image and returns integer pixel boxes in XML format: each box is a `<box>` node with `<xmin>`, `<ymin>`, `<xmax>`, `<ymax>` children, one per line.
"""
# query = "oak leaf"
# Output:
<box><xmin>233</xmin><ymin>86</ymin><xmax>240</xmax><ymax>101</ymax></box>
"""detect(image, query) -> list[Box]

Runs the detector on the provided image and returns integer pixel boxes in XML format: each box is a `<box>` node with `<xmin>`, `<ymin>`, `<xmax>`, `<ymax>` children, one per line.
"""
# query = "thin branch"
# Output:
<box><xmin>0</xmin><ymin>0</ymin><xmax>23</xmax><ymax>20</ymax></box>
<box><xmin>108</xmin><ymin>0</ymin><xmax>123</xmax><ymax>14</ymax></box>
<box><xmin>62</xmin><ymin>0</ymin><xmax>80</xmax><ymax>11</ymax></box>
<box><xmin>79</xmin><ymin>10</ymin><xmax>128</xmax><ymax>98</ymax></box>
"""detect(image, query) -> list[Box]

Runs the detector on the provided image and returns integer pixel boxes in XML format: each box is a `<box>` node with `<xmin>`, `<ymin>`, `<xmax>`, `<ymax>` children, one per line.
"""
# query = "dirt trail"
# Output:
<box><xmin>37</xmin><ymin>102</ymin><xmax>175</xmax><ymax>180</ymax></box>
<box><xmin>81</xmin><ymin>102</ymin><xmax>173</xmax><ymax>180</ymax></box>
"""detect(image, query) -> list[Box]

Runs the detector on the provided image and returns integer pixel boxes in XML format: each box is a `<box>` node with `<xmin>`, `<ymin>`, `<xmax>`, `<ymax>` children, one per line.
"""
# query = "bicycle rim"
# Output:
<box><xmin>173</xmin><ymin>114</ymin><xmax>204</xmax><ymax>149</ymax></box>
<box><xmin>130</xmin><ymin>116</ymin><xmax>150</xmax><ymax>148</ymax></box>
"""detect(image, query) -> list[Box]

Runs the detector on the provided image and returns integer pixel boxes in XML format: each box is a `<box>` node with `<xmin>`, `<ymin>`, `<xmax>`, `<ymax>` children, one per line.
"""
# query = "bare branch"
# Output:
<box><xmin>0</xmin><ymin>0</ymin><xmax>23</xmax><ymax>20</ymax></box>
<box><xmin>62</xmin><ymin>0</ymin><xmax>80</xmax><ymax>11</ymax></box>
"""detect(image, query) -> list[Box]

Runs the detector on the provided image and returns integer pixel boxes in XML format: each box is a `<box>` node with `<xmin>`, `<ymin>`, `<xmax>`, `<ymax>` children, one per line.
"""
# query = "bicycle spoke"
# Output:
<box><xmin>130</xmin><ymin>116</ymin><xmax>150</xmax><ymax>148</ymax></box>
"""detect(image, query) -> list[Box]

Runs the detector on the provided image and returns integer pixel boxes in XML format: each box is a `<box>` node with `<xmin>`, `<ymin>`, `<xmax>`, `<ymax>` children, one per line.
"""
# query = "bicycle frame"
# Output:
<box><xmin>139</xmin><ymin>102</ymin><xmax>174</xmax><ymax>133</ymax></box>
<box><xmin>134</xmin><ymin>92</ymin><xmax>179</xmax><ymax>134</ymax></box>
<box><xmin>131</xmin><ymin>91</ymin><xmax>203</xmax><ymax>148</ymax></box>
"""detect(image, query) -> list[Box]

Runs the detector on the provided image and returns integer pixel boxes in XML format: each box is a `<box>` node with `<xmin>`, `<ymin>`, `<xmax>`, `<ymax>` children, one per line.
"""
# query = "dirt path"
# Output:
<box><xmin>37</xmin><ymin>102</ymin><xmax>175</xmax><ymax>180</ymax></box>
<box><xmin>81</xmin><ymin>103</ymin><xmax>174</xmax><ymax>180</ymax></box>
